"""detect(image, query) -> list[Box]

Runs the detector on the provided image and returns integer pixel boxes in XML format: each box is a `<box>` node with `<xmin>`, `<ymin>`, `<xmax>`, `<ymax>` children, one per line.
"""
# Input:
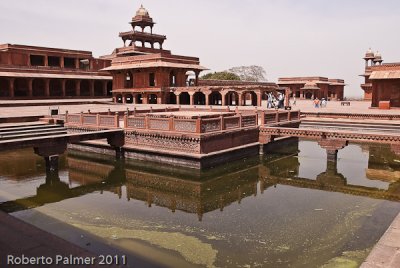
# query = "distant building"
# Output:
<box><xmin>361</xmin><ymin>49</ymin><xmax>400</xmax><ymax>108</ymax></box>
<box><xmin>103</xmin><ymin>5</ymin><xmax>279</xmax><ymax>106</ymax></box>
<box><xmin>0</xmin><ymin>44</ymin><xmax>112</xmax><ymax>99</ymax></box>
<box><xmin>277</xmin><ymin>77</ymin><xmax>345</xmax><ymax>100</ymax></box>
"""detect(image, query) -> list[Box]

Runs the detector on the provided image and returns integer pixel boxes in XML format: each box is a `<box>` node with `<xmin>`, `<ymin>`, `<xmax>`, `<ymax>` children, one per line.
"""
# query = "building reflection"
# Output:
<box><xmin>0</xmin><ymin>142</ymin><xmax>400</xmax><ymax>219</ymax></box>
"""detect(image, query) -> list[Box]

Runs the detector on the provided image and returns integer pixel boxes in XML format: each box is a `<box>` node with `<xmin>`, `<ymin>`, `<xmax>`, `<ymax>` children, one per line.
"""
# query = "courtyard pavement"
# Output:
<box><xmin>2</xmin><ymin>98</ymin><xmax>400</xmax><ymax>118</ymax></box>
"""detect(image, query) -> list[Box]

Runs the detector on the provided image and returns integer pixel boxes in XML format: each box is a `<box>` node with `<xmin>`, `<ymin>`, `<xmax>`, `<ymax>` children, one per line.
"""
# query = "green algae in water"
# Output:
<box><xmin>321</xmin><ymin>249</ymin><xmax>371</xmax><ymax>268</ymax></box>
<box><xmin>72</xmin><ymin>223</ymin><xmax>217</xmax><ymax>268</ymax></box>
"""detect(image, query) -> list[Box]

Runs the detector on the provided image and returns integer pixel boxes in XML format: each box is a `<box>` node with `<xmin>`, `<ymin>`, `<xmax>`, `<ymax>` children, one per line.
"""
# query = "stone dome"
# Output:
<box><xmin>365</xmin><ymin>48</ymin><xmax>375</xmax><ymax>58</ymax></box>
<box><xmin>374</xmin><ymin>51</ymin><xmax>382</xmax><ymax>60</ymax></box>
<box><xmin>136</xmin><ymin>5</ymin><xmax>150</xmax><ymax>17</ymax></box>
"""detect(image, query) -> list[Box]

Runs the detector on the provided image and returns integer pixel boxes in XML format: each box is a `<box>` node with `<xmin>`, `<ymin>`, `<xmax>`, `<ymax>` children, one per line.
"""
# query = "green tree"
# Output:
<box><xmin>200</xmin><ymin>71</ymin><xmax>240</xmax><ymax>80</ymax></box>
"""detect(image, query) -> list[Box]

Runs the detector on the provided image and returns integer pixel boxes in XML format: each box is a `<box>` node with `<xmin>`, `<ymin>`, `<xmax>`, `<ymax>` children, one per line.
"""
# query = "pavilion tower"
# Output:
<box><xmin>363</xmin><ymin>48</ymin><xmax>375</xmax><ymax>67</ymax></box>
<box><xmin>119</xmin><ymin>5</ymin><xmax>166</xmax><ymax>51</ymax></box>
<box><xmin>103</xmin><ymin>5</ymin><xmax>207</xmax><ymax>105</ymax></box>
<box><xmin>373</xmin><ymin>51</ymin><xmax>383</xmax><ymax>65</ymax></box>
<box><xmin>360</xmin><ymin>48</ymin><xmax>383</xmax><ymax>100</ymax></box>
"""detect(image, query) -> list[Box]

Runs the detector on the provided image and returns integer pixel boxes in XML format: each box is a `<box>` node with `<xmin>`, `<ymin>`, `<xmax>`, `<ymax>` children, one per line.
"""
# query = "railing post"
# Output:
<box><xmin>288</xmin><ymin>111</ymin><xmax>291</xmax><ymax>121</ymax></box>
<box><xmin>261</xmin><ymin>111</ymin><xmax>265</xmax><ymax>126</ymax></box>
<box><xmin>275</xmin><ymin>111</ymin><xmax>279</xmax><ymax>123</ymax></box>
<box><xmin>196</xmin><ymin>117</ymin><xmax>201</xmax><ymax>133</ymax></box>
<box><xmin>239</xmin><ymin>113</ymin><xmax>242</xmax><ymax>128</ymax></box>
<box><xmin>124</xmin><ymin>113</ymin><xmax>128</xmax><ymax>129</ymax></box>
<box><xmin>80</xmin><ymin>112</ymin><xmax>83</xmax><ymax>125</ymax></box>
<box><xmin>255</xmin><ymin>112</ymin><xmax>258</xmax><ymax>126</ymax></box>
<box><xmin>169</xmin><ymin>115</ymin><xmax>174</xmax><ymax>131</ymax></box>
<box><xmin>298</xmin><ymin>111</ymin><xmax>301</xmax><ymax>120</ymax></box>
<box><xmin>96</xmin><ymin>113</ymin><xmax>100</xmax><ymax>127</ymax></box>
<box><xmin>65</xmin><ymin>110</ymin><xmax>68</xmax><ymax>124</ymax></box>
<box><xmin>220</xmin><ymin>115</ymin><xmax>224</xmax><ymax>130</ymax></box>
<box><xmin>145</xmin><ymin>115</ymin><xmax>149</xmax><ymax>129</ymax></box>
<box><xmin>115</xmin><ymin>112</ymin><xmax>119</xmax><ymax>128</ymax></box>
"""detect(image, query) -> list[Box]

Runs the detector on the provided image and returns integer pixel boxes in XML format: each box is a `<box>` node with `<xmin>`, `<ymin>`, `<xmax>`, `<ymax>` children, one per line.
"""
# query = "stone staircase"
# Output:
<box><xmin>301</xmin><ymin>119</ymin><xmax>400</xmax><ymax>134</ymax></box>
<box><xmin>0</xmin><ymin>122</ymin><xmax>68</xmax><ymax>142</ymax></box>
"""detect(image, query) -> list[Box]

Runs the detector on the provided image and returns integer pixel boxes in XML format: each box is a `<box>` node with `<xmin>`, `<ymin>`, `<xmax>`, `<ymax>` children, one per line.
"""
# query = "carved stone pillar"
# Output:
<box><xmin>61</xmin><ymin>79</ymin><xmax>66</xmax><ymax>97</ymax></box>
<box><xmin>102</xmin><ymin>81</ymin><xmax>107</xmax><ymax>96</ymax></box>
<box><xmin>76</xmin><ymin>80</ymin><xmax>81</xmax><ymax>96</ymax></box>
<box><xmin>89</xmin><ymin>80</ymin><xmax>94</xmax><ymax>96</ymax></box>
<box><xmin>189</xmin><ymin>92</ymin><xmax>194</xmax><ymax>106</ymax></box>
<box><xmin>256</xmin><ymin>92</ymin><xmax>262</xmax><ymax>107</ymax></box>
<box><xmin>28</xmin><ymin>78</ymin><xmax>33</xmax><ymax>97</ymax></box>
<box><xmin>238</xmin><ymin>93</ymin><xmax>243</xmax><ymax>106</ymax></box>
<box><xmin>318</xmin><ymin>139</ymin><xmax>348</xmax><ymax>162</ymax></box>
<box><xmin>205</xmin><ymin>93</ymin><xmax>210</xmax><ymax>106</ymax></box>
<box><xmin>9</xmin><ymin>78</ymin><xmax>14</xmax><ymax>98</ymax></box>
<box><xmin>221</xmin><ymin>93</ymin><xmax>227</xmax><ymax>106</ymax></box>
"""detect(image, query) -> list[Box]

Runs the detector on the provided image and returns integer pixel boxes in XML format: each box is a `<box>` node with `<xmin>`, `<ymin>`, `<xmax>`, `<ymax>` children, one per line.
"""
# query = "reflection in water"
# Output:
<box><xmin>0</xmin><ymin>140</ymin><xmax>400</xmax><ymax>267</ymax></box>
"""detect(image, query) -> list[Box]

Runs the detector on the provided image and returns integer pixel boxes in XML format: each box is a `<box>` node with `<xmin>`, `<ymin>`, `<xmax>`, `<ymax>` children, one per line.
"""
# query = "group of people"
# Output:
<box><xmin>267</xmin><ymin>92</ymin><xmax>285</xmax><ymax>109</ymax></box>
<box><xmin>313</xmin><ymin>97</ymin><xmax>327</xmax><ymax>108</ymax></box>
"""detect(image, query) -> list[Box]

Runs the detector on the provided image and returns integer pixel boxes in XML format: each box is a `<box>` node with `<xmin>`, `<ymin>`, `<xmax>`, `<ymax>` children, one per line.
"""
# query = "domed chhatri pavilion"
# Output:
<box><xmin>361</xmin><ymin>48</ymin><xmax>400</xmax><ymax>108</ymax></box>
<box><xmin>102</xmin><ymin>5</ymin><xmax>279</xmax><ymax>106</ymax></box>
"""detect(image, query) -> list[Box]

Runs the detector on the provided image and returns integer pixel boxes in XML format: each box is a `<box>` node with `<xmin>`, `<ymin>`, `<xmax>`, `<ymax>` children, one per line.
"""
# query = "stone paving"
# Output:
<box><xmin>361</xmin><ymin>212</ymin><xmax>400</xmax><ymax>268</ymax></box>
<box><xmin>2</xmin><ymin>98</ymin><xmax>400</xmax><ymax>119</ymax></box>
<box><xmin>0</xmin><ymin>211</ymin><xmax>98</xmax><ymax>268</ymax></box>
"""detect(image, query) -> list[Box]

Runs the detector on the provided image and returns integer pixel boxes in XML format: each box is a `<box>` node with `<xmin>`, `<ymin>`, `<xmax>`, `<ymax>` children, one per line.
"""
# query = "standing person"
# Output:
<box><xmin>321</xmin><ymin>98</ymin><xmax>326</xmax><ymax>108</ymax></box>
<box><xmin>314</xmin><ymin>98</ymin><xmax>320</xmax><ymax>108</ymax></box>
<box><xmin>293</xmin><ymin>96</ymin><xmax>296</xmax><ymax>106</ymax></box>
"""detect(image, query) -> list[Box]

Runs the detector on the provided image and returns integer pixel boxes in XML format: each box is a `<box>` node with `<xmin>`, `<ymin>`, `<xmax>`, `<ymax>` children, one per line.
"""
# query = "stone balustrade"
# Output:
<box><xmin>65</xmin><ymin>109</ymin><xmax>301</xmax><ymax>134</ymax></box>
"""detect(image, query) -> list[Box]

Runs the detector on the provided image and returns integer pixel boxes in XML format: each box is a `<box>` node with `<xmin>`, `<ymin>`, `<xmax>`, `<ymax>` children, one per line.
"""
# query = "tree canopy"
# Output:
<box><xmin>200</xmin><ymin>71</ymin><xmax>240</xmax><ymax>80</ymax></box>
<box><xmin>227</xmin><ymin>65</ymin><xmax>267</xmax><ymax>82</ymax></box>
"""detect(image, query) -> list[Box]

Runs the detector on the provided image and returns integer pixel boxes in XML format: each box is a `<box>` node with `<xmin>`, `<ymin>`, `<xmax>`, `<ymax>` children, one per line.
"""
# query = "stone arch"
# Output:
<box><xmin>193</xmin><ymin>92</ymin><xmax>206</xmax><ymax>105</ymax></box>
<box><xmin>32</xmin><ymin>79</ymin><xmax>46</xmax><ymax>97</ymax></box>
<box><xmin>168</xmin><ymin>92</ymin><xmax>177</xmax><ymax>104</ymax></box>
<box><xmin>125</xmin><ymin>94</ymin><xmax>133</xmax><ymax>103</ymax></box>
<box><xmin>179</xmin><ymin>92</ymin><xmax>190</xmax><ymax>105</ymax></box>
<box><xmin>107</xmin><ymin>81</ymin><xmax>113</xmax><ymax>96</ymax></box>
<box><xmin>49</xmin><ymin>79</ymin><xmax>62</xmax><ymax>97</ymax></box>
<box><xmin>0</xmin><ymin>78</ymin><xmax>10</xmax><ymax>97</ymax></box>
<box><xmin>242</xmin><ymin>91</ymin><xmax>257</xmax><ymax>106</ymax></box>
<box><xmin>148</xmin><ymin>94</ymin><xmax>158</xmax><ymax>104</ymax></box>
<box><xmin>94</xmin><ymin>80</ymin><xmax>103</xmax><ymax>96</ymax></box>
<box><xmin>209</xmin><ymin>91</ymin><xmax>222</xmax><ymax>105</ymax></box>
<box><xmin>225</xmin><ymin>91</ymin><xmax>239</xmax><ymax>106</ymax></box>
<box><xmin>66</xmin><ymin>80</ymin><xmax>77</xmax><ymax>96</ymax></box>
<box><xmin>14</xmin><ymin>78</ymin><xmax>29</xmax><ymax>97</ymax></box>
<box><xmin>116</xmin><ymin>94</ymin><xmax>123</xmax><ymax>103</ymax></box>
<box><xmin>154</xmin><ymin>42</ymin><xmax>161</xmax><ymax>49</ymax></box>
<box><xmin>135</xmin><ymin>94</ymin><xmax>143</xmax><ymax>104</ymax></box>
<box><xmin>80</xmin><ymin>80</ymin><xmax>90</xmax><ymax>96</ymax></box>
<box><xmin>305</xmin><ymin>91</ymin><xmax>313</xmax><ymax>99</ymax></box>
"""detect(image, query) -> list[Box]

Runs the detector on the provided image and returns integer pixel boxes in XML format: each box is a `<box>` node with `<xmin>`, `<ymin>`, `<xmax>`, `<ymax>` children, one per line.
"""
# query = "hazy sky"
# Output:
<box><xmin>1</xmin><ymin>0</ymin><xmax>399</xmax><ymax>97</ymax></box>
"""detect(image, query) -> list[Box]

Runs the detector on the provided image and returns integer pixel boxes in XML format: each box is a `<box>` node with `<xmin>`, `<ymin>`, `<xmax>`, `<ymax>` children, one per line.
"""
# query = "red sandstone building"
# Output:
<box><xmin>0</xmin><ymin>44</ymin><xmax>112</xmax><ymax>99</ymax></box>
<box><xmin>103</xmin><ymin>6</ymin><xmax>279</xmax><ymax>106</ymax></box>
<box><xmin>278</xmin><ymin>77</ymin><xmax>345</xmax><ymax>100</ymax></box>
<box><xmin>360</xmin><ymin>49</ymin><xmax>400</xmax><ymax>108</ymax></box>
